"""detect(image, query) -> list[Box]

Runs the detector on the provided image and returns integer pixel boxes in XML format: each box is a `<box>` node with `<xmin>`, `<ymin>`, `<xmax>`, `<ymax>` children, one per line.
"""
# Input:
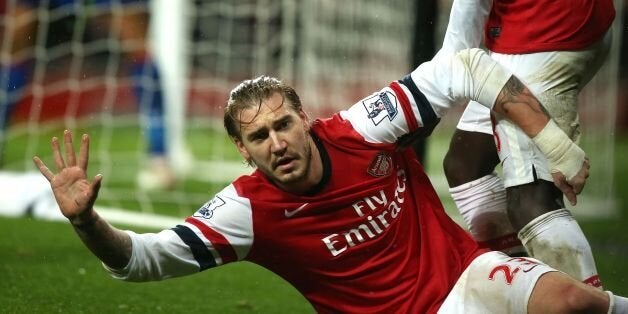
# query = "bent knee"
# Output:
<box><xmin>443</xmin><ymin>131</ymin><xmax>498</xmax><ymax>187</ymax></box>
<box><xmin>559</xmin><ymin>284</ymin><xmax>608</xmax><ymax>313</ymax></box>
<box><xmin>532</xmin><ymin>273</ymin><xmax>608</xmax><ymax>314</ymax></box>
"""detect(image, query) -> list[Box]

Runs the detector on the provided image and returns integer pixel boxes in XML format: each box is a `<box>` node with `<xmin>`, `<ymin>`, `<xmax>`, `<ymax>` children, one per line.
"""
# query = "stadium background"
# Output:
<box><xmin>1</xmin><ymin>0</ymin><xmax>627</xmax><ymax>312</ymax></box>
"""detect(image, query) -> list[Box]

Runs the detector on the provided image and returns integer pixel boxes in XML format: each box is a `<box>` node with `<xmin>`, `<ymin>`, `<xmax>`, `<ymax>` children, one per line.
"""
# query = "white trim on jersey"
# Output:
<box><xmin>339</xmin><ymin>48</ymin><xmax>511</xmax><ymax>145</ymax></box>
<box><xmin>104</xmin><ymin>184</ymin><xmax>255</xmax><ymax>281</ymax></box>
<box><xmin>104</xmin><ymin>49</ymin><xmax>516</xmax><ymax>295</ymax></box>
<box><xmin>105</xmin><ymin>229</ymin><xmax>200</xmax><ymax>282</ymax></box>
<box><xmin>411</xmin><ymin>48</ymin><xmax>512</xmax><ymax>115</ymax></box>
<box><xmin>185</xmin><ymin>184</ymin><xmax>254</xmax><ymax>262</ymax></box>
<box><xmin>339</xmin><ymin>86</ymin><xmax>413</xmax><ymax>144</ymax></box>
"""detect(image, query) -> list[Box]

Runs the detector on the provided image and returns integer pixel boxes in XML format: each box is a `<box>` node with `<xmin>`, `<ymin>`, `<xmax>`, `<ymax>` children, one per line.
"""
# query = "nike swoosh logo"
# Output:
<box><xmin>522</xmin><ymin>264</ymin><xmax>539</xmax><ymax>273</ymax></box>
<box><xmin>284</xmin><ymin>203</ymin><xmax>309</xmax><ymax>218</ymax></box>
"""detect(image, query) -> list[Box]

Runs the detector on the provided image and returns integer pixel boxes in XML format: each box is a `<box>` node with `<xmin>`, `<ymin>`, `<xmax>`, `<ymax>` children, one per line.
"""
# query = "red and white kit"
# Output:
<box><xmin>105</xmin><ymin>51</ymin><xmax>557</xmax><ymax>312</ymax></box>
<box><xmin>455</xmin><ymin>0</ymin><xmax>615</xmax><ymax>187</ymax></box>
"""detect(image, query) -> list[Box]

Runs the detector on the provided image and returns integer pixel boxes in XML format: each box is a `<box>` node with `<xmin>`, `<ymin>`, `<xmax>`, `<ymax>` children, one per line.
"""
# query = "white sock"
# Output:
<box><xmin>450</xmin><ymin>173</ymin><xmax>525</xmax><ymax>255</ymax></box>
<box><xmin>519</xmin><ymin>209</ymin><xmax>602</xmax><ymax>288</ymax></box>
<box><xmin>606</xmin><ymin>291</ymin><xmax>628</xmax><ymax>314</ymax></box>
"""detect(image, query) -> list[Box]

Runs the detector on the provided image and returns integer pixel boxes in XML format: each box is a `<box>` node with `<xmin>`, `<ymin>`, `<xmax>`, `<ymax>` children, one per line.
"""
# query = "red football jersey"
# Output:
<box><xmin>106</xmin><ymin>57</ymin><xmax>507</xmax><ymax>312</ymax></box>
<box><xmin>485</xmin><ymin>0</ymin><xmax>615</xmax><ymax>53</ymax></box>
<box><xmin>175</xmin><ymin>81</ymin><xmax>484</xmax><ymax>312</ymax></box>
<box><xmin>231</xmin><ymin>118</ymin><xmax>483</xmax><ymax>313</ymax></box>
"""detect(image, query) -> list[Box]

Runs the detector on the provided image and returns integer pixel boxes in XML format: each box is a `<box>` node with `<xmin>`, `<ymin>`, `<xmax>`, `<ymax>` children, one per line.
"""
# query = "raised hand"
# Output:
<box><xmin>33</xmin><ymin>130</ymin><xmax>103</xmax><ymax>225</ymax></box>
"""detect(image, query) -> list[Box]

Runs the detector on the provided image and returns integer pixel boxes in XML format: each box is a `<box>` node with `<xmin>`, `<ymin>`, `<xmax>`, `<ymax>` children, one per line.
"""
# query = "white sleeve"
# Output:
<box><xmin>434</xmin><ymin>0</ymin><xmax>492</xmax><ymax>60</ymax></box>
<box><xmin>339</xmin><ymin>48</ymin><xmax>511</xmax><ymax>144</ymax></box>
<box><xmin>410</xmin><ymin>48</ymin><xmax>513</xmax><ymax>117</ymax></box>
<box><xmin>103</xmin><ymin>229</ymin><xmax>201</xmax><ymax>282</ymax></box>
<box><xmin>104</xmin><ymin>184</ymin><xmax>254</xmax><ymax>282</ymax></box>
<box><xmin>339</xmin><ymin>81</ymin><xmax>439</xmax><ymax>144</ymax></box>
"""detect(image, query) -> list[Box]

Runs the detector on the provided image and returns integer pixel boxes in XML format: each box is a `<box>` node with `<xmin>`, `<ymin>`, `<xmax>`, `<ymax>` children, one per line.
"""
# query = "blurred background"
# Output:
<box><xmin>1</xmin><ymin>0</ymin><xmax>626</xmax><ymax>312</ymax></box>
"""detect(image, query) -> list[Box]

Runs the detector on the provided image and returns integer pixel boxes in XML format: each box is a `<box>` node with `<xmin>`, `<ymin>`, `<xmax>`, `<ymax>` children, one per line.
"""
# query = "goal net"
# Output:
<box><xmin>0</xmin><ymin>0</ymin><xmax>621</xmax><ymax>225</ymax></box>
<box><xmin>0</xmin><ymin>0</ymin><xmax>414</xmax><ymax>222</ymax></box>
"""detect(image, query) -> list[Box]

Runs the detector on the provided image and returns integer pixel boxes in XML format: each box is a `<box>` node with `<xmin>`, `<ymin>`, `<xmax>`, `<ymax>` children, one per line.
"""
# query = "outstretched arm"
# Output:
<box><xmin>492</xmin><ymin>76</ymin><xmax>589</xmax><ymax>205</ymax></box>
<box><xmin>408</xmin><ymin>48</ymin><xmax>588</xmax><ymax>205</ymax></box>
<box><xmin>33</xmin><ymin>130</ymin><xmax>132</xmax><ymax>268</ymax></box>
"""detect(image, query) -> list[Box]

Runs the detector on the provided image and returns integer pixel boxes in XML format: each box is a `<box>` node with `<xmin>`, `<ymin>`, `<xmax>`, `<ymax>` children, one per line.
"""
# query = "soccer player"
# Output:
<box><xmin>440</xmin><ymin>0</ymin><xmax>615</xmax><ymax>288</ymax></box>
<box><xmin>1</xmin><ymin>0</ymin><xmax>175</xmax><ymax>189</ymax></box>
<box><xmin>34</xmin><ymin>53</ymin><xmax>627</xmax><ymax>311</ymax></box>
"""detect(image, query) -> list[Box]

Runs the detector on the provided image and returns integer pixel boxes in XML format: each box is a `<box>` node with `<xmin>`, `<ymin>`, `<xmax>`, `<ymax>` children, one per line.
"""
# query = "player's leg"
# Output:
<box><xmin>492</xmin><ymin>35</ymin><xmax>612</xmax><ymax>288</ymax></box>
<box><xmin>104</xmin><ymin>0</ymin><xmax>175</xmax><ymax>189</ymax></box>
<box><xmin>1</xmin><ymin>1</ymin><xmax>37</xmax><ymax>165</ymax></box>
<box><xmin>498</xmin><ymin>114</ymin><xmax>603</xmax><ymax>287</ymax></box>
<box><xmin>506</xmin><ymin>178</ymin><xmax>604</xmax><ymax>288</ymax></box>
<box><xmin>439</xmin><ymin>251</ymin><xmax>627</xmax><ymax>313</ymax></box>
<box><xmin>437</xmin><ymin>0</ymin><xmax>525</xmax><ymax>256</ymax></box>
<box><xmin>443</xmin><ymin>103</ymin><xmax>527</xmax><ymax>256</ymax></box>
<box><xmin>528</xmin><ymin>271</ymin><xmax>628</xmax><ymax>314</ymax></box>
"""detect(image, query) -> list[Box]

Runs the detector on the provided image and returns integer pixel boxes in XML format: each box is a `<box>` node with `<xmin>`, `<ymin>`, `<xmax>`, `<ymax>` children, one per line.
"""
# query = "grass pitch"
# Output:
<box><xmin>1</xmin><ymin>122</ymin><xmax>627</xmax><ymax>312</ymax></box>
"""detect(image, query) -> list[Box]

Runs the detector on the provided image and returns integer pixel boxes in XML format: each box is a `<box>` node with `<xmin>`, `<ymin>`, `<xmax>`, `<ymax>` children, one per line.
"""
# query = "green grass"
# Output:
<box><xmin>1</xmin><ymin>123</ymin><xmax>627</xmax><ymax>312</ymax></box>
<box><xmin>576</xmin><ymin>135</ymin><xmax>628</xmax><ymax>293</ymax></box>
<box><xmin>1</xmin><ymin>122</ymin><xmax>314</xmax><ymax>312</ymax></box>
<box><xmin>0</xmin><ymin>217</ymin><xmax>313</xmax><ymax>313</ymax></box>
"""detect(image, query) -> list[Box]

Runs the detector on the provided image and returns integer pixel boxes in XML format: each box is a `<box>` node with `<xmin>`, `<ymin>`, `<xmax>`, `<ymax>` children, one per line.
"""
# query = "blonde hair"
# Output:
<box><xmin>224</xmin><ymin>75</ymin><xmax>302</xmax><ymax>141</ymax></box>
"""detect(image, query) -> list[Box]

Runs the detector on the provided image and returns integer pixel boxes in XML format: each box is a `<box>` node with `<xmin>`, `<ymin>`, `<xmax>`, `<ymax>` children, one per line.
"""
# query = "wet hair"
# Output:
<box><xmin>224</xmin><ymin>75</ymin><xmax>302</xmax><ymax>141</ymax></box>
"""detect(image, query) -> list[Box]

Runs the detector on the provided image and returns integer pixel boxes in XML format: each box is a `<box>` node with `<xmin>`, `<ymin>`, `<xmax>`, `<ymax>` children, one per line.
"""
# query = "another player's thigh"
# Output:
<box><xmin>438</xmin><ymin>251</ymin><xmax>557</xmax><ymax>314</ymax></box>
<box><xmin>454</xmin><ymin>102</ymin><xmax>538</xmax><ymax>188</ymax></box>
<box><xmin>492</xmin><ymin>39</ymin><xmax>610</xmax><ymax>187</ymax></box>
<box><xmin>493</xmin><ymin>39</ymin><xmax>609</xmax><ymax>138</ymax></box>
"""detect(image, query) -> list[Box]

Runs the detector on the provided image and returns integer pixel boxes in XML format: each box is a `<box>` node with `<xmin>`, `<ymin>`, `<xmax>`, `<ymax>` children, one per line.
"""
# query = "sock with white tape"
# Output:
<box><xmin>450</xmin><ymin>173</ymin><xmax>526</xmax><ymax>256</ymax></box>
<box><xmin>519</xmin><ymin>208</ymin><xmax>602</xmax><ymax>288</ymax></box>
<box><xmin>606</xmin><ymin>291</ymin><xmax>628</xmax><ymax>314</ymax></box>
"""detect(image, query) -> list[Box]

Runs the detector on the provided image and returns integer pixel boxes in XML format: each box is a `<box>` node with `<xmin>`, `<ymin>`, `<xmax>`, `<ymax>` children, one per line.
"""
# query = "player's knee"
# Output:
<box><xmin>443</xmin><ymin>135</ymin><xmax>477</xmax><ymax>185</ymax></box>
<box><xmin>443</xmin><ymin>149</ymin><xmax>486</xmax><ymax>186</ymax></box>
<box><xmin>506</xmin><ymin>181</ymin><xmax>565</xmax><ymax>229</ymax></box>
<box><xmin>558</xmin><ymin>284</ymin><xmax>607</xmax><ymax>313</ymax></box>
<box><xmin>443</xmin><ymin>131</ymin><xmax>499</xmax><ymax>187</ymax></box>
<box><xmin>443</xmin><ymin>150</ymin><xmax>466</xmax><ymax>185</ymax></box>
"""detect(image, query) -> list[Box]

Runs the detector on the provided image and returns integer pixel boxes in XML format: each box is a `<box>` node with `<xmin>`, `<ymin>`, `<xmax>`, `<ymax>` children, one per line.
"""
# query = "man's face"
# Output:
<box><xmin>234</xmin><ymin>92</ymin><xmax>315</xmax><ymax>191</ymax></box>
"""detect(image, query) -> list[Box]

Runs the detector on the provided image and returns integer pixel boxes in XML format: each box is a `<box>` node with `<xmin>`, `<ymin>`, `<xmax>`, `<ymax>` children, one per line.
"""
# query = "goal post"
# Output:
<box><xmin>149</xmin><ymin>0</ymin><xmax>192</xmax><ymax>177</ymax></box>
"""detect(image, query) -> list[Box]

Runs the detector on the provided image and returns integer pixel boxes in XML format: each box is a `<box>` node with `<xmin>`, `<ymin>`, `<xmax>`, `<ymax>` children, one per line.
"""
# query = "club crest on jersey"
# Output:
<box><xmin>367</xmin><ymin>152</ymin><xmax>393</xmax><ymax>177</ymax></box>
<box><xmin>193</xmin><ymin>196</ymin><xmax>226</xmax><ymax>219</ymax></box>
<box><xmin>362</xmin><ymin>91</ymin><xmax>398</xmax><ymax>125</ymax></box>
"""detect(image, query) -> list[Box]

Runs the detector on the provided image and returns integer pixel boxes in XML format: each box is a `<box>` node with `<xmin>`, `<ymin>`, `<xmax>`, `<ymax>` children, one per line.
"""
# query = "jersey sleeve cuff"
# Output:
<box><xmin>101</xmin><ymin>230</ymin><xmax>137</xmax><ymax>280</ymax></box>
<box><xmin>454</xmin><ymin>48</ymin><xmax>513</xmax><ymax>109</ymax></box>
<box><xmin>477</xmin><ymin>60</ymin><xmax>512</xmax><ymax>109</ymax></box>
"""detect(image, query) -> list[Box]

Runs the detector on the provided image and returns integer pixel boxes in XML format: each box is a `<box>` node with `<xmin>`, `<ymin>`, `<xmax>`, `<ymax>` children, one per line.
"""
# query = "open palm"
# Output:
<box><xmin>33</xmin><ymin>130</ymin><xmax>102</xmax><ymax>223</ymax></box>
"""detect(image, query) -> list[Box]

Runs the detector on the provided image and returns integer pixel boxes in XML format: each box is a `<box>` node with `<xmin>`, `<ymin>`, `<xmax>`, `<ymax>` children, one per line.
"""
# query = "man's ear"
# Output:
<box><xmin>299</xmin><ymin>110</ymin><xmax>310</xmax><ymax>131</ymax></box>
<box><xmin>234</xmin><ymin>139</ymin><xmax>251</xmax><ymax>161</ymax></box>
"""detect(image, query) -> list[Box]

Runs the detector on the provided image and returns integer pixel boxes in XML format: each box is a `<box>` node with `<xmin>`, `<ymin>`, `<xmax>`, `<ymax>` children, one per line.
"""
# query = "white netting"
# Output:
<box><xmin>0</xmin><ymin>0</ymin><xmax>620</xmax><ymax>222</ymax></box>
<box><xmin>574</xmin><ymin>0</ymin><xmax>623</xmax><ymax>217</ymax></box>
<box><xmin>0</xmin><ymin>0</ymin><xmax>414</xmax><ymax>219</ymax></box>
